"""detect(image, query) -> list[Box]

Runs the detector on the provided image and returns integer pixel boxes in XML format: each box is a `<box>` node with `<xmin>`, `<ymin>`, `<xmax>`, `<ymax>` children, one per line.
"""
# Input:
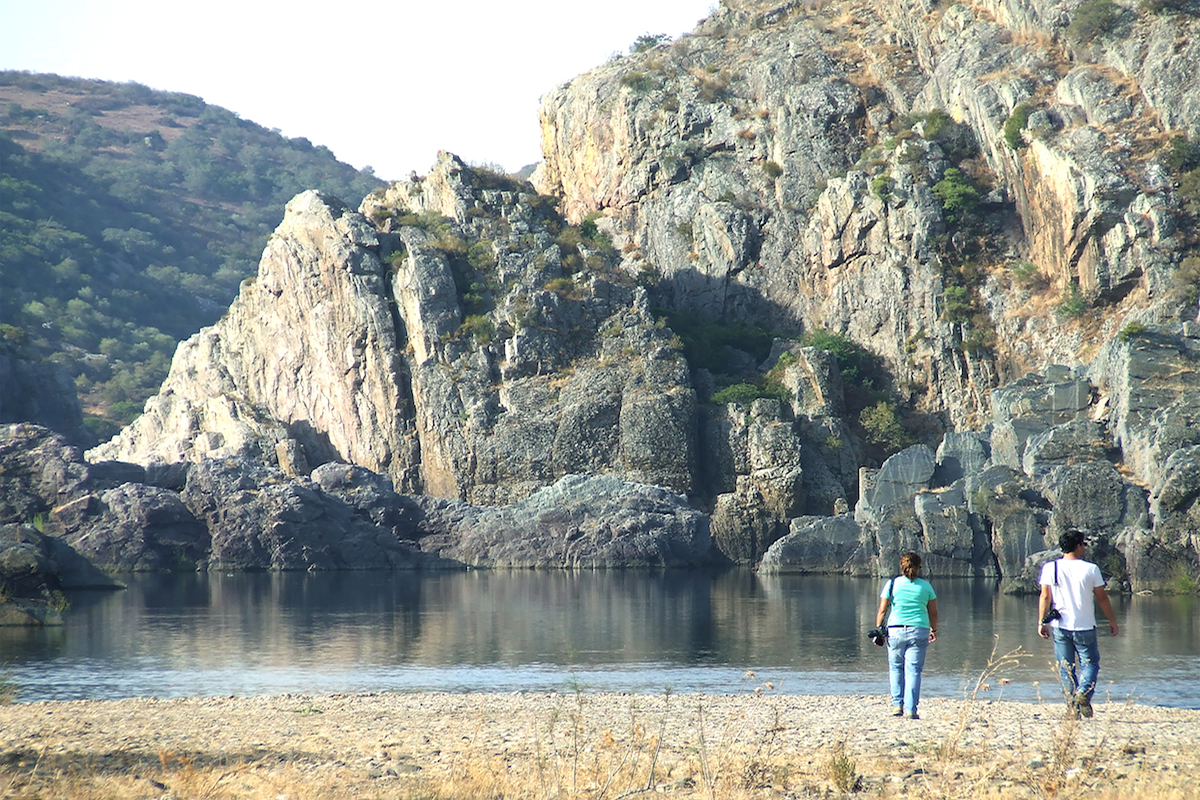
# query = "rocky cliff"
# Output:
<box><xmin>534</xmin><ymin>0</ymin><xmax>1199</xmax><ymax>424</ymax></box>
<box><xmin>6</xmin><ymin>0</ymin><xmax>1200</xmax><ymax>594</ymax></box>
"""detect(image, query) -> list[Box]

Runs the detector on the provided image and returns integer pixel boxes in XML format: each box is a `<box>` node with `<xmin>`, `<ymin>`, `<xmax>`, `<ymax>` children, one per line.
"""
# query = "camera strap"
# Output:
<box><xmin>882</xmin><ymin>576</ymin><xmax>896</xmax><ymax>618</ymax></box>
<box><xmin>1049</xmin><ymin>560</ymin><xmax>1060</xmax><ymax>616</ymax></box>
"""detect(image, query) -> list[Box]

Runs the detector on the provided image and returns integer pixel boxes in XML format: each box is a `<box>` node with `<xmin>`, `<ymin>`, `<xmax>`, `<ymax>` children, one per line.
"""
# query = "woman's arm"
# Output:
<box><xmin>876</xmin><ymin>596</ymin><xmax>890</xmax><ymax>627</ymax></box>
<box><xmin>927</xmin><ymin>598</ymin><xmax>938</xmax><ymax>642</ymax></box>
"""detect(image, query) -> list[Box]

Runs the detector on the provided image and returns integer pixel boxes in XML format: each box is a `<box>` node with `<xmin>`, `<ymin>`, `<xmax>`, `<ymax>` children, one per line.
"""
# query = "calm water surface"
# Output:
<box><xmin>3</xmin><ymin>571</ymin><xmax>1199</xmax><ymax>707</ymax></box>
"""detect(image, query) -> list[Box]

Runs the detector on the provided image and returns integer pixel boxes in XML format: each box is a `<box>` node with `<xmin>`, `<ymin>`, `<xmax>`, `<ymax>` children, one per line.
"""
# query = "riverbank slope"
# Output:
<box><xmin>2</xmin><ymin>690</ymin><xmax>1199</xmax><ymax>799</ymax></box>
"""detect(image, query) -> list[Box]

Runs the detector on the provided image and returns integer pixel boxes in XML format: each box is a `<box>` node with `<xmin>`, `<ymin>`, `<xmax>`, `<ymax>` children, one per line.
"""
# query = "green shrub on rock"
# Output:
<box><xmin>1004</xmin><ymin>104</ymin><xmax>1032</xmax><ymax>150</ymax></box>
<box><xmin>860</xmin><ymin>400</ymin><xmax>914</xmax><ymax>454</ymax></box>
<box><xmin>630</xmin><ymin>33</ymin><xmax>669</xmax><ymax>54</ymax></box>
<box><xmin>1068</xmin><ymin>0</ymin><xmax>1124</xmax><ymax>43</ymax></box>
<box><xmin>931</xmin><ymin>168</ymin><xmax>980</xmax><ymax>222</ymax></box>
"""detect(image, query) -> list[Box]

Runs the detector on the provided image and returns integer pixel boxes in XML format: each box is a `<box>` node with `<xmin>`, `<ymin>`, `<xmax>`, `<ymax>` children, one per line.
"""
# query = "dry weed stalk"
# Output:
<box><xmin>937</xmin><ymin>636</ymin><xmax>1030</xmax><ymax>762</ymax></box>
<box><xmin>695</xmin><ymin>672</ymin><xmax>784</xmax><ymax>799</ymax></box>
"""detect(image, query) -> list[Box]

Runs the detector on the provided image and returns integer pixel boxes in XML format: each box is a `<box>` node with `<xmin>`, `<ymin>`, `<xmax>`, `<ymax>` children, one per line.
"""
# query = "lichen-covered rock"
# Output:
<box><xmin>967</xmin><ymin>464</ymin><xmax>1048</xmax><ymax>584</ymax></box>
<box><xmin>1037</xmin><ymin>462</ymin><xmax>1149</xmax><ymax>542</ymax></box>
<box><xmin>89</xmin><ymin>157</ymin><xmax>699</xmax><ymax>510</ymax></box>
<box><xmin>1021</xmin><ymin>418</ymin><xmax>1110</xmax><ymax>477</ymax></box>
<box><xmin>88</xmin><ymin>191</ymin><xmax>417</xmax><ymax>485</ymax></box>
<box><xmin>855</xmin><ymin>445</ymin><xmax>937</xmax><ymax>527</ymax></box>
<box><xmin>702</xmin><ymin>398</ymin><xmax>803</xmax><ymax>563</ymax></box>
<box><xmin>914</xmin><ymin>484</ymin><xmax>989</xmax><ymax>577</ymax></box>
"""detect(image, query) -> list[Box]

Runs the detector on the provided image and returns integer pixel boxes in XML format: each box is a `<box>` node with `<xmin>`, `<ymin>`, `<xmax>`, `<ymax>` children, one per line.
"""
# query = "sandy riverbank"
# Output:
<box><xmin>2</xmin><ymin>690</ymin><xmax>1199</xmax><ymax>799</ymax></box>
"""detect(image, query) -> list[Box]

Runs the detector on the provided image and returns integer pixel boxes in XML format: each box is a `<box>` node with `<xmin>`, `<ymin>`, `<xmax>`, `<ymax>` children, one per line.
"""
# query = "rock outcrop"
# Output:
<box><xmin>2</xmin><ymin>424</ymin><xmax>711</xmax><ymax>573</ymax></box>
<box><xmin>89</xmin><ymin>158</ymin><xmax>698</xmax><ymax>510</ymax></box>
<box><xmin>533</xmin><ymin>0</ymin><xmax>1198</xmax><ymax>423</ymax></box>
<box><xmin>87</xmin><ymin>191</ymin><xmax>419</xmax><ymax>485</ymax></box>
<box><xmin>763</xmin><ymin>325</ymin><xmax>1200</xmax><ymax>592</ymax></box>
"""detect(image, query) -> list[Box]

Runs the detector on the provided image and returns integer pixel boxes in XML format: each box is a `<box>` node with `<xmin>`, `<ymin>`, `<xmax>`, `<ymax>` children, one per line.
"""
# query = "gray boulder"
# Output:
<box><xmin>417</xmin><ymin>474</ymin><xmax>710</xmax><ymax>568</ymax></box>
<box><xmin>1021</xmin><ymin>418</ymin><xmax>1110</xmax><ymax>477</ymax></box>
<box><xmin>181</xmin><ymin>458</ymin><xmax>434</xmax><ymax>571</ymax></box>
<box><xmin>1156</xmin><ymin>446</ymin><xmax>1200</xmax><ymax>520</ymax></box>
<box><xmin>914</xmin><ymin>484</ymin><xmax>991</xmax><ymax>577</ymax></box>
<box><xmin>49</xmin><ymin>484</ymin><xmax>209</xmax><ymax>572</ymax></box>
<box><xmin>990</xmin><ymin>374</ymin><xmax>1093</xmax><ymax>470</ymax></box>
<box><xmin>758</xmin><ymin>515</ymin><xmax>863</xmax><ymax>574</ymax></box>
<box><xmin>1038</xmin><ymin>461</ymin><xmax>1148</xmax><ymax>542</ymax></box>
<box><xmin>87</xmin><ymin>460</ymin><xmax>148</xmax><ymax>488</ymax></box>
<box><xmin>855</xmin><ymin>444</ymin><xmax>937</xmax><ymax>526</ymax></box>
<box><xmin>934</xmin><ymin>431</ymin><xmax>991</xmax><ymax>486</ymax></box>
<box><xmin>0</xmin><ymin>424</ymin><xmax>91</xmax><ymax>523</ymax></box>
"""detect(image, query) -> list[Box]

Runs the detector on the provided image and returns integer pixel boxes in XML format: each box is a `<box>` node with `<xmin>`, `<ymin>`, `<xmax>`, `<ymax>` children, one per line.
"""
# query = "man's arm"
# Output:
<box><xmin>1095</xmin><ymin>586</ymin><xmax>1119</xmax><ymax>636</ymax></box>
<box><xmin>1037</xmin><ymin>584</ymin><xmax>1053</xmax><ymax>639</ymax></box>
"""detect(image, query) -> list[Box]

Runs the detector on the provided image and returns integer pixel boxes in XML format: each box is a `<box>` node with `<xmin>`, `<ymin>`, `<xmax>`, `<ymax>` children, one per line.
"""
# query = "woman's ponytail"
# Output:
<box><xmin>900</xmin><ymin>552</ymin><xmax>922</xmax><ymax>580</ymax></box>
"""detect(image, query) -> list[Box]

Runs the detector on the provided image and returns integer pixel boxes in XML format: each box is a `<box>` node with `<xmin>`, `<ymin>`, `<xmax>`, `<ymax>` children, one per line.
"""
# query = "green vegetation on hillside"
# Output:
<box><xmin>0</xmin><ymin>71</ymin><xmax>383</xmax><ymax>439</ymax></box>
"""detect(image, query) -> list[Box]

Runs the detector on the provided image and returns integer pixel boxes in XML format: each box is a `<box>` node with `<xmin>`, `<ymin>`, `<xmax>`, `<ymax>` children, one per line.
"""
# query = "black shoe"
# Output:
<box><xmin>908</xmin><ymin>712</ymin><xmax>920</xmax><ymax>720</ymax></box>
<box><xmin>1076</xmin><ymin>694</ymin><xmax>1094</xmax><ymax>718</ymax></box>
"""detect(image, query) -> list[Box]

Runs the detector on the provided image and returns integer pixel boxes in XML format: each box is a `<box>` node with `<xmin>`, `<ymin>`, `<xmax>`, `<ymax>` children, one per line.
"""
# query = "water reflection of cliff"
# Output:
<box><xmin>8</xmin><ymin>572</ymin><xmax>1200</xmax><ymax>704</ymax></box>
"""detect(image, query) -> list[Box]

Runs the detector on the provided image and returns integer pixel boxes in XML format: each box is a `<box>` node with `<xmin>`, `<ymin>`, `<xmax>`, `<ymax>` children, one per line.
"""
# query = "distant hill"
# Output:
<box><xmin>0</xmin><ymin>71</ymin><xmax>385</xmax><ymax>439</ymax></box>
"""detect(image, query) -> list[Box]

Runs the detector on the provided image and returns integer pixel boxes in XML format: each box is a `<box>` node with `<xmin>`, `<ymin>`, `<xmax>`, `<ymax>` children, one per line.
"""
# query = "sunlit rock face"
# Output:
<box><xmin>89</xmin><ymin>157</ymin><xmax>698</xmax><ymax>510</ymax></box>
<box><xmin>87</xmin><ymin>191</ymin><xmax>416</xmax><ymax>486</ymax></box>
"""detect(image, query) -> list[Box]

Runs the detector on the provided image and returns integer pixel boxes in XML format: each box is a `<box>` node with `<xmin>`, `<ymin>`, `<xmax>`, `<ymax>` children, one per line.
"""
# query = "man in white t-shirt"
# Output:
<box><xmin>1037</xmin><ymin>529</ymin><xmax>1120</xmax><ymax>718</ymax></box>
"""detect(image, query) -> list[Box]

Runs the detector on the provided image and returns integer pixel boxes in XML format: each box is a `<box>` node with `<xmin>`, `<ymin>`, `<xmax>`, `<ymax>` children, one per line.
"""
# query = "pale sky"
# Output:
<box><xmin>0</xmin><ymin>0</ymin><xmax>718</xmax><ymax>181</ymax></box>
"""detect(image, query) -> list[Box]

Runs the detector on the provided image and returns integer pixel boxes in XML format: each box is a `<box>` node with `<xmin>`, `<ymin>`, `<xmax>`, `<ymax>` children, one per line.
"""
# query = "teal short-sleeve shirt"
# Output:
<box><xmin>881</xmin><ymin>576</ymin><xmax>937</xmax><ymax>628</ymax></box>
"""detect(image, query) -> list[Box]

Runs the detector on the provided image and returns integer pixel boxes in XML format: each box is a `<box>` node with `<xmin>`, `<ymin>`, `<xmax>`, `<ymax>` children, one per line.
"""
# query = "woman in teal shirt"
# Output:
<box><xmin>875</xmin><ymin>552</ymin><xmax>938</xmax><ymax>719</ymax></box>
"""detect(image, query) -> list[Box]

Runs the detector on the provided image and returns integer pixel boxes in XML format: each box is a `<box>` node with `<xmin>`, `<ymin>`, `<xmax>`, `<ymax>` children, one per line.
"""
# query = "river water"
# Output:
<box><xmin>3</xmin><ymin>571</ymin><xmax>1198</xmax><ymax>707</ymax></box>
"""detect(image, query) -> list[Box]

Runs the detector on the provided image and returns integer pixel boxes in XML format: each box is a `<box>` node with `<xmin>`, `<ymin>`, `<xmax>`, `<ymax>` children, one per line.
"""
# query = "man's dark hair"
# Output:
<box><xmin>1059</xmin><ymin>529</ymin><xmax>1086</xmax><ymax>553</ymax></box>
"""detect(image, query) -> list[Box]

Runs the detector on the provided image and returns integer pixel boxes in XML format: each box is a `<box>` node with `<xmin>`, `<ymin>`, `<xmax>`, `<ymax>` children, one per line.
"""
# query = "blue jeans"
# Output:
<box><xmin>887</xmin><ymin>626</ymin><xmax>930</xmax><ymax>713</ymax></box>
<box><xmin>1051</xmin><ymin>627</ymin><xmax>1100</xmax><ymax>700</ymax></box>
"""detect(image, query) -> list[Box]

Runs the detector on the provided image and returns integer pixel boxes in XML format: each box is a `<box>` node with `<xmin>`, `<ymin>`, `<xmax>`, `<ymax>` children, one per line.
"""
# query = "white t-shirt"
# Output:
<box><xmin>1039</xmin><ymin>558</ymin><xmax>1105</xmax><ymax>630</ymax></box>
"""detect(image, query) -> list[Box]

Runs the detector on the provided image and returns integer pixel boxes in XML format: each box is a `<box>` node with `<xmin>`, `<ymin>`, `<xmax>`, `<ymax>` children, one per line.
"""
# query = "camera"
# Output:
<box><xmin>867</xmin><ymin>626</ymin><xmax>887</xmax><ymax>647</ymax></box>
<box><xmin>1041</xmin><ymin>607</ymin><xmax>1061</xmax><ymax>624</ymax></box>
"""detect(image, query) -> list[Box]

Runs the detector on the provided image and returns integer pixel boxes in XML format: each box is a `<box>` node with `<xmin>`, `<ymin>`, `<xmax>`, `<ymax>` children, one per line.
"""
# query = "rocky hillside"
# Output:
<box><xmin>4</xmin><ymin>1</ymin><xmax>1200</xmax><ymax>603</ymax></box>
<box><xmin>0</xmin><ymin>72</ymin><xmax>383</xmax><ymax>441</ymax></box>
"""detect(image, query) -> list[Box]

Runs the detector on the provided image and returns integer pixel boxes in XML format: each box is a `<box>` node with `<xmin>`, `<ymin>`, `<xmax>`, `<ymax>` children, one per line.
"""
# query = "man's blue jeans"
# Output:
<box><xmin>887</xmin><ymin>626</ymin><xmax>930</xmax><ymax>713</ymax></box>
<box><xmin>1051</xmin><ymin>627</ymin><xmax>1100</xmax><ymax>700</ymax></box>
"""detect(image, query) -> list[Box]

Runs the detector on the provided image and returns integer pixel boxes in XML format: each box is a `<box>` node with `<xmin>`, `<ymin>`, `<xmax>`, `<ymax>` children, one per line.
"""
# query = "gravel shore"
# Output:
<box><xmin>3</xmin><ymin>691</ymin><xmax>1200</xmax><ymax>798</ymax></box>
